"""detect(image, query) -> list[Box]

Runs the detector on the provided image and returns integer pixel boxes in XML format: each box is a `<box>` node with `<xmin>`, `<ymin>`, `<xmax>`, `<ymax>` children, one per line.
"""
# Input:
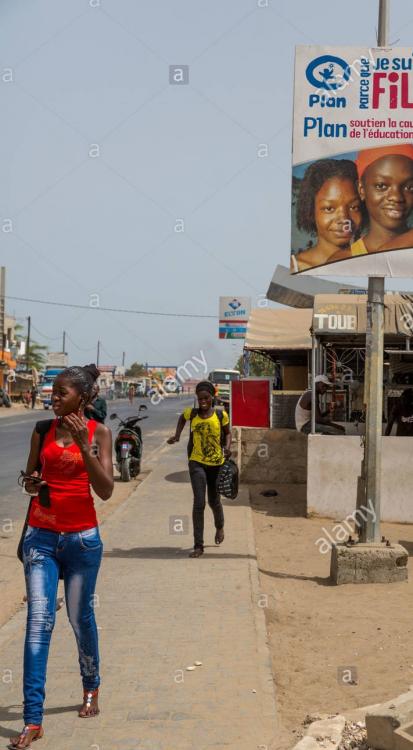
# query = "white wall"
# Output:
<box><xmin>307</xmin><ymin>435</ymin><xmax>413</xmax><ymax>524</ymax></box>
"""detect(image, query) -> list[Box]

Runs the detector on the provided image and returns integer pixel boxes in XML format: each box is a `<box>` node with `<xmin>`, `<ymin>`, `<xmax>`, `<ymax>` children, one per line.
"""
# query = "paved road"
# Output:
<box><xmin>0</xmin><ymin>395</ymin><xmax>193</xmax><ymax>525</ymax></box>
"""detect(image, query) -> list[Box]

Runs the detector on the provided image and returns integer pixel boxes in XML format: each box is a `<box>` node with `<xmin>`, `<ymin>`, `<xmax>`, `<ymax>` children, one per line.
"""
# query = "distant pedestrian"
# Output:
<box><xmin>84</xmin><ymin>385</ymin><xmax>107</xmax><ymax>424</ymax></box>
<box><xmin>11</xmin><ymin>364</ymin><xmax>114</xmax><ymax>749</ymax></box>
<box><xmin>167</xmin><ymin>380</ymin><xmax>232</xmax><ymax>558</ymax></box>
<box><xmin>385</xmin><ymin>388</ymin><xmax>413</xmax><ymax>436</ymax></box>
<box><xmin>295</xmin><ymin>375</ymin><xmax>345</xmax><ymax>435</ymax></box>
<box><xmin>128</xmin><ymin>384</ymin><xmax>135</xmax><ymax>406</ymax></box>
<box><xmin>0</xmin><ymin>387</ymin><xmax>11</xmax><ymax>407</ymax></box>
<box><xmin>30</xmin><ymin>385</ymin><xmax>38</xmax><ymax>409</ymax></box>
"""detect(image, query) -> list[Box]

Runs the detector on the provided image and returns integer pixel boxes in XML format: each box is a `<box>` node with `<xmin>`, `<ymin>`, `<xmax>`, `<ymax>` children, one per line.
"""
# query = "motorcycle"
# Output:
<box><xmin>110</xmin><ymin>405</ymin><xmax>148</xmax><ymax>481</ymax></box>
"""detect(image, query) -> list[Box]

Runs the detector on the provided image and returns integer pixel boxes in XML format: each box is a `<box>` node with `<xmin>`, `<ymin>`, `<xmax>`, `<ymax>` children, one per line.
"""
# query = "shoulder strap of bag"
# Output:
<box><xmin>214</xmin><ymin>408</ymin><xmax>225</xmax><ymax>447</ymax></box>
<box><xmin>35</xmin><ymin>419</ymin><xmax>54</xmax><ymax>472</ymax></box>
<box><xmin>186</xmin><ymin>408</ymin><xmax>198</xmax><ymax>458</ymax></box>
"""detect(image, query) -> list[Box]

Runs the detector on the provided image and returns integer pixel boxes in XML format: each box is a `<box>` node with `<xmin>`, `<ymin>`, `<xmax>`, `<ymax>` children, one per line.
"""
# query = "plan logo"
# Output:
<box><xmin>306</xmin><ymin>54</ymin><xmax>351</xmax><ymax>91</ymax></box>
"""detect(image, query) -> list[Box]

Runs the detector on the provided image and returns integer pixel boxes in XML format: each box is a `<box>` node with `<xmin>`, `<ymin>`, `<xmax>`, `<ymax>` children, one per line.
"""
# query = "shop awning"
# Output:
<box><xmin>245</xmin><ymin>308</ymin><xmax>313</xmax><ymax>352</ymax></box>
<box><xmin>313</xmin><ymin>293</ymin><xmax>413</xmax><ymax>337</ymax></box>
<box><xmin>266</xmin><ymin>265</ymin><xmax>362</xmax><ymax>308</ymax></box>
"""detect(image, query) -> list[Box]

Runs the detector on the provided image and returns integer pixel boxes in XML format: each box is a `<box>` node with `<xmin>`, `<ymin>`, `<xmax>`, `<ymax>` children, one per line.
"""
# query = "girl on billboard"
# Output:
<box><xmin>331</xmin><ymin>144</ymin><xmax>413</xmax><ymax>261</ymax></box>
<box><xmin>291</xmin><ymin>159</ymin><xmax>364</xmax><ymax>272</ymax></box>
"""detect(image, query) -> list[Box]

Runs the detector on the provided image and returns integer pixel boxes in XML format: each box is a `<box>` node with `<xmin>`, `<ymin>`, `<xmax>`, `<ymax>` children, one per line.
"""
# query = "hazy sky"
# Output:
<box><xmin>2</xmin><ymin>0</ymin><xmax>413</xmax><ymax>371</ymax></box>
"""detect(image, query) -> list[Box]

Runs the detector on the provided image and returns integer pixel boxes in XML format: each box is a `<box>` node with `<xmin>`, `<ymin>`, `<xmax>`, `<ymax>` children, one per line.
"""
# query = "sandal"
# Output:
<box><xmin>9</xmin><ymin>725</ymin><xmax>44</xmax><ymax>748</ymax></box>
<box><xmin>189</xmin><ymin>546</ymin><xmax>204</xmax><ymax>558</ymax></box>
<box><xmin>215</xmin><ymin>528</ymin><xmax>225</xmax><ymax>545</ymax></box>
<box><xmin>78</xmin><ymin>688</ymin><xmax>100</xmax><ymax>718</ymax></box>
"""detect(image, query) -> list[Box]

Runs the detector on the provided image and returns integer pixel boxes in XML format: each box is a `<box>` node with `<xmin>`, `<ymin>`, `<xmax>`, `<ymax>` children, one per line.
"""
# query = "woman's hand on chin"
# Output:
<box><xmin>62</xmin><ymin>413</ymin><xmax>89</xmax><ymax>451</ymax></box>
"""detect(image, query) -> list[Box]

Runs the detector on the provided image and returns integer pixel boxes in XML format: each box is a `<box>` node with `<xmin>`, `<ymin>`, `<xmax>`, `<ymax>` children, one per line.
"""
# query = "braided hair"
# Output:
<box><xmin>59</xmin><ymin>364</ymin><xmax>100</xmax><ymax>405</ymax></box>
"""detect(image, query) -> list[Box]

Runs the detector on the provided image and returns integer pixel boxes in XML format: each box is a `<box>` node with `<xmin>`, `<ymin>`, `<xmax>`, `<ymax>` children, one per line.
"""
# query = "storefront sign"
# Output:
<box><xmin>219</xmin><ymin>297</ymin><xmax>251</xmax><ymax>339</ymax></box>
<box><xmin>291</xmin><ymin>47</ymin><xmax>413</xmax><ymax>277</ymax></box>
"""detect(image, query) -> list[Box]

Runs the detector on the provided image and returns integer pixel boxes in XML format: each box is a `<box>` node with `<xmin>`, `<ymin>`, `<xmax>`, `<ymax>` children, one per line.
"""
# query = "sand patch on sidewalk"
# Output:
<box><xmin>250</xmin><ymin>483</ymin><xmax>413</xmax><ymax>750</ymax></box>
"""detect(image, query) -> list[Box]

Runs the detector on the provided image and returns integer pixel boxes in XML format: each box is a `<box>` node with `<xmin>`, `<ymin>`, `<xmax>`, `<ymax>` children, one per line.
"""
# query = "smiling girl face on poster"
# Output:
<box><xmin>291</xmin><ymin>158</ymin><xmax>364</xmax><ymax>272</ymax></box>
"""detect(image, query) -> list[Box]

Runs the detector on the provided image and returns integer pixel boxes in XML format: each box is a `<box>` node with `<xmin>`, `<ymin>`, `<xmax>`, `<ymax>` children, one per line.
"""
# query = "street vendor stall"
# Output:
<box><xmin>311</xmin><ymin>293</ymin><xmax>413</xmax><ymax>424</ymax></box>
<box><xmin>307</xmin><ymin>293</ymin><xmax>413</xmax><ymax>524</ymax></box>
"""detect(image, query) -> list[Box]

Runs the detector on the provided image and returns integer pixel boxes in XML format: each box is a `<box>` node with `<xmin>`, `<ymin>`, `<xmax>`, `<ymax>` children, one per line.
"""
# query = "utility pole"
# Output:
<box><xmin>26</xmin><ymin>315</ymin><xmax>31</xmax><ymax>371</ymax></box>
<box><xmin>62</xmin><ymin>330</ymin><xmax>66</xmax><ymax>354</ymax></box>
<box><xmin>97</xmin><ymin>340</ymin><xmax>100</xmax><ymax>367</ymax></box>
<box><xmin>360</xmin><ymin>0</ymin><xmax>388</xmax><ymax>543</ymax></box>
<box><xmin>122</xmin><ymin>351</ymin><xmax>125</xmax><ymax>367</ymax></box>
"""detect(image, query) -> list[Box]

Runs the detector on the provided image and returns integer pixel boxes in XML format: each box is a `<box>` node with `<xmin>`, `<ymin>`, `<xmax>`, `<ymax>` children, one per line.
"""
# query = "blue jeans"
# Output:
<box><xmin>22</xmin><ymin>525</ymin><xmax>103</xmax><ymax>725</ymax></box>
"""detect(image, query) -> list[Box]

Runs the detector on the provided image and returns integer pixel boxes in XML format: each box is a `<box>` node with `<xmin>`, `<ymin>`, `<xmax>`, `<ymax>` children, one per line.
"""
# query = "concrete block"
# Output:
<box><xmin>395</xmin><ymin>721</ymin><xmax>413</xmax><ymax>750</ymax></box>
<box><xmin>330</xmin><ymin>543</ymin><xmax>408</xmax><ymax>585</ymax></box>
<box><xmin>293</xmin><ymin>715</ymin><xmax>346</xmax><ymax>750</ymax></box>
<box><xmin>366</xmin><ymin>691</ymin><xmax>413</xmax><ymax>750</ymax></box>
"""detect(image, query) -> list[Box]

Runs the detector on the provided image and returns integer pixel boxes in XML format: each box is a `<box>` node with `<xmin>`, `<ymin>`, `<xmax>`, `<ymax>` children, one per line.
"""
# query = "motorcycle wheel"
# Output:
<box><xmin>131</xmin><ymin>459</ymin><xmax>141</xmax><ymax>478</ymax></box>
<box><xmin>120</xmin><ymin>457</ymin><xmax>131</xmax><ymax>482</ymax></box>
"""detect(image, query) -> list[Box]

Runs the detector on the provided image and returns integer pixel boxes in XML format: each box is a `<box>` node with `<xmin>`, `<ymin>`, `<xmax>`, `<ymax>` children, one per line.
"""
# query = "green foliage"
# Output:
<box><xmin>125</xmin><ymin>362</ymin><xmax>147</xmax><ymax>377</ymax></box>
<box><xmin>27</xmin><ymin>343</ymin><xmax>48</xmax><ymax>369</ymax></box>
<box><xmin>235</xmin><ymin>352</ymin><xmax>274</xmax><ymax>377</ymax></box>
<box><xmin>14</xmin><ymin>324</ymin><xmax>48</xmax><ymax>369</ymax></box>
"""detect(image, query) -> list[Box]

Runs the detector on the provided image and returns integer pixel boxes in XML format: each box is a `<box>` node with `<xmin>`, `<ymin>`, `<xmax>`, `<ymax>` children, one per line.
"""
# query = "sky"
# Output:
<box><xmin>2</xmin><ymin>0</ymin><xmax>413</xmax><ymax>373</ymax></box>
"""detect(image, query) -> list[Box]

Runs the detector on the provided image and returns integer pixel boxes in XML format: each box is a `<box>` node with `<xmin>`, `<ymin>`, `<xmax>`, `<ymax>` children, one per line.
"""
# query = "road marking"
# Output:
<box><xmin>0</xmin><ymin>419</ymin><xmax>38</xmax><ymax>427</ymax></box>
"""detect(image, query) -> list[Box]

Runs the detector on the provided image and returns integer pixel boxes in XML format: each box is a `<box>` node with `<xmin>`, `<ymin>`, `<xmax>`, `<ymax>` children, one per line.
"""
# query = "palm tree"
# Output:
<box><xmin>14</xmin><ymin>324</ymin><xmax>48</xmax><ymax>370</ymax></box>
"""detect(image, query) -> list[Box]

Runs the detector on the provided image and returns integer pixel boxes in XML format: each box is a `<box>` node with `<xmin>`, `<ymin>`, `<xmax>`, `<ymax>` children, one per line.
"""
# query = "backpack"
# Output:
<box><xmin>217</xmin><ymin>459</ymin><xmax>239</xmax><ymax>500</ymax></box>
<box><xmin>17</xmin><ymin>419</ymin><xmax>54</xmax><ymax>563</ymax></box>
<box><xmin>187</xmin><ymin>408</ymin><xmax>224</xmax><ymax>459</ymax></box>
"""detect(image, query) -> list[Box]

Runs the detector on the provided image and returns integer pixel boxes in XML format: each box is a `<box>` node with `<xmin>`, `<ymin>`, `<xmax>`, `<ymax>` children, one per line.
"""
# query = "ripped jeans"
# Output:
<box><xmin>22</xmin><ymin>525</ymin><xmax>103</xmax><ymax>725</ymax></box>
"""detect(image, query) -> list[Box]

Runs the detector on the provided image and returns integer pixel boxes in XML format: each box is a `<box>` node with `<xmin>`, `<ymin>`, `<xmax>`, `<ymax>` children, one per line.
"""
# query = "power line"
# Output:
<box><xmin>65</xmin><ymin>333</ymin><xmax>96</xmax><ymax>353</ymax></box>
<box><xmin>31</xmin><ymin>323</ymin><xmax>61</xmax><ymax>342</ymax></box>
<box><xmin>5</xmin><ymin>295</ymin><xmax>217</xmax><ymax>319</ymax></box>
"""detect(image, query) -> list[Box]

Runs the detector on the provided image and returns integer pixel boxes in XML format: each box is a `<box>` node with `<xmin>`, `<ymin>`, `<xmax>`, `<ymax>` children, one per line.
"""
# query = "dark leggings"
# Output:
<box><xmin>188</xmin><ymin>461</ymin><xmax>224</xmax><ymax>549</ymax></box>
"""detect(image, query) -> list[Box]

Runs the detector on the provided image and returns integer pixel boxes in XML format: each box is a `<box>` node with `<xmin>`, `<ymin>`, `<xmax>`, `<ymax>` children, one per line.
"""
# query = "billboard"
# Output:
<box><xmin>219</xmin><ymin>297</ymin><xmax>251</xmax><ymax>339</ymax></box>
<box><xmin>147</xmin><ymin>365</ymin><xmax>177</xmax><ymax>381</ymax></box>
<box><xmin>291</xmin><ymin>47</ymin><xmax>413</xmax><ymax>277</ymax></box>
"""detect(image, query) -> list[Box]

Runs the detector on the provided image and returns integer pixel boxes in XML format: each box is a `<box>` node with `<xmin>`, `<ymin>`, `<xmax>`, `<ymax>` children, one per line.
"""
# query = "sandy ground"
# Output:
<box><xmin>250</xmin><ymin>483</ymin><xmax>413</xmax><ymax>750</ymax></box>
<box><xmin>0</xmin><ymin>472</ymin><xmax>148</xmax><ymax>628</ymax></box>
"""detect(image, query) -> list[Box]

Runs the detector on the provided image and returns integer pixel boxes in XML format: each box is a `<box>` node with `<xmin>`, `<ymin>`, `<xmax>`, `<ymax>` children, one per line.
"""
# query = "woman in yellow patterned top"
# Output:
<box><xmin>167</xmin><ymin>381</ymin><xmax>231</xmax><ymax>558</ymax></box>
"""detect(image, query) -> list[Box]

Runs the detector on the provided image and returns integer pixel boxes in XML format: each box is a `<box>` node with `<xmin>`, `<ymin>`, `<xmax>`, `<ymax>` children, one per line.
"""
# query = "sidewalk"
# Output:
<box><xmin>0</xmin><ymin>446</ymin><xmax>277</xmax><ymax>750</ymax></box>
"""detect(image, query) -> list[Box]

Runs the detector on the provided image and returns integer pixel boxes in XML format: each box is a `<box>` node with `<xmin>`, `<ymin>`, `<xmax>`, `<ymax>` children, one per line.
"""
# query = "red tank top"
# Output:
<box><xmin>28</xmin><ymin>418</ymin><xmax>98</xmax><ymax>532</ymax></box>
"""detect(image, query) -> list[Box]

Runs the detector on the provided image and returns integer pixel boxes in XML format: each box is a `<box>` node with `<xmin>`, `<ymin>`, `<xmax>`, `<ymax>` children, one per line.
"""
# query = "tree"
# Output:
<box><xmin>235</xmin><ymin>352</ymin><xmax>274</xmax><ymax>377</ymax></box>
<box><xmin>14</xmin><ymin>324</ymin><xmax>48</xmax><ymax>370</ymax></box>
<box><xmin>125</xmin><ymin>362</ymin><xmax>147</xmax><ymax>377</ymax></box>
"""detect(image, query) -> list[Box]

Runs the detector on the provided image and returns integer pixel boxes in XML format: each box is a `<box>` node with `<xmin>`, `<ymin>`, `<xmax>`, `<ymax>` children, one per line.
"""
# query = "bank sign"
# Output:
<box><xmin>291</xmin><ymin>47</ymin><xmax>413</xmax><ymax>278</ymax></box>
<box><xmin>219</xmin><ymin>297</ymin><xmax>251</xmax><ymax>339</ymax></box>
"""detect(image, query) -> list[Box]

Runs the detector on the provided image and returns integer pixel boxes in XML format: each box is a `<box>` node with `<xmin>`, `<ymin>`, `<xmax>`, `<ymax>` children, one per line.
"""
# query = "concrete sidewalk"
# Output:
<box><xmin>0</xmin><ymin>446</ymin><xmax>277</xmax><ymax>750</ymax></box>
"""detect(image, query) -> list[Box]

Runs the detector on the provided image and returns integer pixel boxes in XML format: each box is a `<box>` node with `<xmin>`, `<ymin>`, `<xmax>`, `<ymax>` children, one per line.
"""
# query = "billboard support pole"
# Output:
<box><xmin>311</xmin><ymin>328</ymin><xmax>316</xmax><ymax>435</ymax></box>
<box><xmin>362</xmin><ymin>0</ymin><xmax>388</xmax><ymax>542</ymax></box>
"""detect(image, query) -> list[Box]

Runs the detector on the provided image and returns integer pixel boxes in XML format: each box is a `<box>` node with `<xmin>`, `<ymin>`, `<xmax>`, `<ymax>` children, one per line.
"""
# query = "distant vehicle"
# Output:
<box><xmin>110</xmin><ymin>405</ymin><xmax>148</xmax><ymax>481</ymax></box>
<box><xmin>40</xmin><ymin>367</ymin><xmax>66</xmax><ymax>409</ymax></box>
<box><xmin>163</xmin><ymin>376</ymin><xmax>178</xmax><ymax>393</ymax></box>
<box><xmin>208</xmin><ymin>368</ymin><xmax>240</xmax><ymax>410</ymax></box>
<box><xmin>135</xmin><ymin>381</ymin><xmax>146</xmax><ymax>396</ymax></box>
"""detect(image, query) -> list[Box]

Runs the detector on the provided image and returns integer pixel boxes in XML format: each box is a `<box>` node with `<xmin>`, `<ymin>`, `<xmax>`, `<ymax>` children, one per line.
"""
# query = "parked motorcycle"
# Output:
<box><xmin>110</xmin><ymin>405</ymin><xmax>148</xmax><ymax>481</ymax></box>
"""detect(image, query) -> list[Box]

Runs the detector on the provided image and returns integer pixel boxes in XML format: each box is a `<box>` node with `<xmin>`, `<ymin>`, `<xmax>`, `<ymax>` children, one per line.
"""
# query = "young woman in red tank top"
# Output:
<box><xmin>11</xmin><ymin>364</ymin><xmax>114</xmax><ymax>749</ymax></box>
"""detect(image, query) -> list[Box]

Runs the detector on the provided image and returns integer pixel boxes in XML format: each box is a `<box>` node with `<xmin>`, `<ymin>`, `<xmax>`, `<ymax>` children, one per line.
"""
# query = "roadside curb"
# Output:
<box><xmin>245</xmin><ymin>493</ymin><xmax>279</xmax><ymax>743</ymax></box>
